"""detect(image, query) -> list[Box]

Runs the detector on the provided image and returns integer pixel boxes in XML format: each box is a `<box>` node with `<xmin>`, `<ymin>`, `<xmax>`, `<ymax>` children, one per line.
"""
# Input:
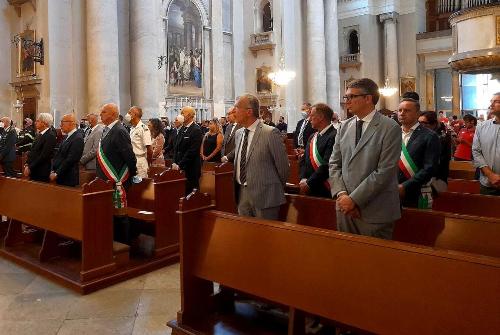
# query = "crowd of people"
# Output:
<box><xmin>0</xmin><ymin>79</ymin><xmax>498</xmax><ymax>244</ymax></box>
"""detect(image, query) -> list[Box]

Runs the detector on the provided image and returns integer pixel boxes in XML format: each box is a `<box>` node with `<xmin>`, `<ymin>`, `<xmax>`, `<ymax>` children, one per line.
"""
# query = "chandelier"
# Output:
<box><xmin>268</xmin><ymin>53</ymin><xmax>296</xmax><ymax>86</ymax></box>
<box><xmin>379</xmin><ymin>77</ymin><xmax>397</xmax><ymax>97</ymax></box>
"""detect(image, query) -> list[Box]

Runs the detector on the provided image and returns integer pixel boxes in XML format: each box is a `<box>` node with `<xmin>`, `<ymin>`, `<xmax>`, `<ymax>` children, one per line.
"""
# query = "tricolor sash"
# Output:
<box><xmin>398</xmin><ymin>141</ymin><xmax>432</xmax><ymax>209</ymax></box>
<box><xmin>97</xmin><ymin>143</ymin><xmax>130</xmax><ymax>208</ymax></box>
<box><xmin>308</xmin><ymin>133</ymin><xmax>330</xmax><ymax>190</ymax></box>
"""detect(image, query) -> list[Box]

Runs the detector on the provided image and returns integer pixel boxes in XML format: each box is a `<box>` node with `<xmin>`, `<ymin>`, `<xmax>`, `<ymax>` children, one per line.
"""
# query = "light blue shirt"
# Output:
<box><xmin>472</xmin><ymin>119</ymin><xmax>500</xmax><ymax>187</ymax></box>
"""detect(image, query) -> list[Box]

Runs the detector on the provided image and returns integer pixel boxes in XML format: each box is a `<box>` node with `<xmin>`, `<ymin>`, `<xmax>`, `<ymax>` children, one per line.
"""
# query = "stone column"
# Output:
<box><xmin>86</xmin><ymin>0</ymin><xmax>120</xmax><ymax>114</ymax></box>
<box><xmin>130</xmin><ymin>0</ymin><xmax>159</xmax><ymax>119</ymax></box>
<box><xmin>306</xmin><ymin>0</ymin><xmax>327</xmax><ymax>104</ymax></box>
<box><xmin>0</xmin><ymin>1</ymin><xmax>12</xmax><ymax>116</ymax></box>
<box><xmin>232</xmin><ymin>0</ymin><xmax>245</xmax><ymax>97</ymax></box>
<box><xmin>211</xmin><ymin>0</ymin><xmax>225</xmax><ymax>117</ymax></box>
<box><xmin>452</xmin><ymin>71</ymin><xmax>461</xmax><ymax>116</ymax></box>
<box><xmin>324</xmin><ymin>0</ymin><xmax>341</xmax><ymax>115</ymax></box>
<box><xmin>380</xmin><ymin>12</ymin><xmax>399</xmax><ymax>111</ymax></box>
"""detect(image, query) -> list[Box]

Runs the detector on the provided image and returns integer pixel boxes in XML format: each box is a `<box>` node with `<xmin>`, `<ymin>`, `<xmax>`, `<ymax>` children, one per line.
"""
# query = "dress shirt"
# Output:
<box><xmin>319</xmin><ymin>123</ymin><xmax>333</xmax><ymax>136</ymax></box>
<box><xmin>236</xmin><ymin>119</ymin><xmax>259</xmax><ymax>185</ymax></box>
<box><xmin>401</xmin><ymin>122</ymin><xmax>420</xmax><ymax>146</ymax></box>
<box><xmin>472</xmin><ymin>119</ymin><xmax>500</xmax><ymax>187</ymax></box>
<box><xmin>40</xmin><ymin>128</ymin><xmax>49</xmax><ymax>136</ymax></box>
<box><xmin>355</xmin><ymin>110</ymin><xmax>376</xmax><ymax>134</ymax></box>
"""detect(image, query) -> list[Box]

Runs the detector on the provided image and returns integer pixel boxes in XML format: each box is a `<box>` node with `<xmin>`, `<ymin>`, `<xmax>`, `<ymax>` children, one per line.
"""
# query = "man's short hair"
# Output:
<box><xmin>402</xmin><ymin>91</ymin><xmax>420</xmax><ymax>102</ymax></box>
<box><xmin>463</xmin><ymin>114</ymin><xmax>477</xmax><ymax>125</ymax></box>
<box><xmin>303</xmin><ymin>102</ymin><xmax>312</xmax><ymax>107</ymax></box>
<box><xmin>312</xmin><ymin>103</ymin><xmax>333</xmax><ymax>122</ymax></box>
<box><xmin>241</xmin><ymin>93</ymin><xmax>260</xmax><ymax>118</ymax></box>
<box><xmin>130</xmin><ymin>106</ymin><xmax>143</xmax><ymax>118</ymax></box>
<box><xmin>401</xmin><ymin>98</ymin><xmax>420</xmax><ymax>112</ymax></box>
<box><xmin>347</xmin><ymin>78</ymin><xmax>380</xmax><ymax>105</ymax></box>
<box><xmin>37</xmin><ymin>113</ymin><xmax>53</xmax><ymax>127</ymax></box>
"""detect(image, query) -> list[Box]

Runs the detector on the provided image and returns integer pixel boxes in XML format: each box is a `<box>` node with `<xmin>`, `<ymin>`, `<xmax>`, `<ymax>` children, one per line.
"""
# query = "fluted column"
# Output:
<box><xmin>325</xmin><ymin>0</ymin><xmax>341</xmax><ymax>115</ymax></box>
<box><xmin>86</xmin><ymin>0</ymin><xmax>120</xmax><ymax>113</ymax></box>
<box><xmin>306</xmin><ymin>0</ymin><xmax>327</xmax><ymax>104</ymax></box>
<box><xmin>130</xmin><ymin>0</ymin><xmax>159</xmax><ymax>119</ymax></box>
<box><xmin>380</xmin><ymin>12</ymin><xmax>399</xmax><ymax>111</ymax></box>
<box><xmin>211</xmin><ymin>0</ymin><xmax>225</xmax><ymax>117</ymax></box>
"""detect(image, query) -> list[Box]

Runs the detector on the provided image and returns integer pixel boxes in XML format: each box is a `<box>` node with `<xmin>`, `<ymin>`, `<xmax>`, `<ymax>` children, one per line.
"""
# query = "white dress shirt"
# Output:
<box><xmin>236</xmin><ymin>119</ymin><xmax>259</xmax><ymax>185</ymax></box>
<box><xmin>401</xmin><ymin>122</ymin><xmax>420</xmax><ymax>146</ymax></box>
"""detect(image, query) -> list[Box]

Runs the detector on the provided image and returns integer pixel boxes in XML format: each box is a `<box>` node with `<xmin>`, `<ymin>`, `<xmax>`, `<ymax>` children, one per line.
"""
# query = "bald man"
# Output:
<box><xmin>172</xmin><ymin>106</ymin><xmax>203</xmax><ymax>194</ymax></box>
<box><xmin>0</xmin><ymin>117</ymin><xmax>18</xmax><ymax>177</ymax></box>
<box><xmin>50</xmin><ymin>114</ymin><xmax>84</xmax><ymax>187</ymax></box>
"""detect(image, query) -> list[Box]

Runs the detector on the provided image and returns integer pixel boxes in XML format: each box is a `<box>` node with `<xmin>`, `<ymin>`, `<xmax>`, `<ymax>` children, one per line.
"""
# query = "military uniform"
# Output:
<box><xmin>130</xmin><ymin>120</ymin><xmax>152</xmax><ymax>178</ymax></box>
<box><xmin>16</xmin><ymin>126</ymin><xmax>36</xmax><ymax>153</ymax></box>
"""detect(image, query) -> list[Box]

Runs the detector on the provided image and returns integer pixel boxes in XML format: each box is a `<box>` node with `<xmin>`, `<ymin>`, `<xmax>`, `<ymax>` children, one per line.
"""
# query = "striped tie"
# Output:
<box><xmin>239</xmin><ymin>129</ymin><xmax>250</xmax><ymax>184</ymax></box>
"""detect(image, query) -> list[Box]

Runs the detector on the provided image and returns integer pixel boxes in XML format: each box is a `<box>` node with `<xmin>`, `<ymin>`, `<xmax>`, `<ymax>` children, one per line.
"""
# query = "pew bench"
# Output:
<box><xmin>200</xmin><ymin>162</ymin><xmax>237</xmax><ymax>213</ymax></box>
<box><xmin>449</xmin><ymin>160</ymin><xmax>476</xmax><ymax>180</ymax></box>
<box><xmin>447</xmin><ymin>178</ymin><xmax>480</xmax><ymax>194</ymax></box>
<box><xmin>168</xmin><ymin>192</ymin><xmax>500</xmax><ymax>335</ymax></box>
<box><xmin>433</xmin><ymin>191</ymin><xmax>500</xmax><ymax>218</ymax></box>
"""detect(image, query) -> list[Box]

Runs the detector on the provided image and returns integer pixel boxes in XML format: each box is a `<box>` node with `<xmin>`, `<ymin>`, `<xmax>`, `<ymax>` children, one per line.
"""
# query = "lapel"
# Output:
<box><xmin>246</xmin><ymin>120</ymin><xmax>262</xmax><ymax>161</ymax></box>
<box><xmin>234</xmin><ymin>128</ymin><xmax>242</xmax><ymax>164</ymax></box>
<box><xmin>349</xmin><ymin>112</ymin><xmax>380</xmax><ymax>163</ymax></box>
<box><xmin>406</xmin><ymin>124</ymin><xmax>422</xmax><ymax>149</ymax></box>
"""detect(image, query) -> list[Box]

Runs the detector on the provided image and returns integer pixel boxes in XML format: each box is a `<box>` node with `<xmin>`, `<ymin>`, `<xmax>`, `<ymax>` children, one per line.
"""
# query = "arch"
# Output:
<box><xmin>348</xmin><ymin>29</ymin><xmax>360</xmax><ymax>54</ymax></box>
<box><xmin>262</xmin><ymin>1</ymin><xmax>273</xmax><ymax>32</ymax></box>
<box><xmin>163</xmin><ymin>0</ymin><xmax>209</xmax><ymax>27</ymax></box>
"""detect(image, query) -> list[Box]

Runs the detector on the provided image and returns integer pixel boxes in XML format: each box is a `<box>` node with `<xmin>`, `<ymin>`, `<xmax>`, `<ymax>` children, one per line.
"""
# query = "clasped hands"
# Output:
<box><xmin>337</xmin><ymin>193</ymin><xmax>360</xmax><ymax>219</ymax></box>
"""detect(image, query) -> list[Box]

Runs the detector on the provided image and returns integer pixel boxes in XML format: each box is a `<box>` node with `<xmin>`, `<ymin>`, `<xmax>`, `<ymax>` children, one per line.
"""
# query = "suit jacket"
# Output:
<box><xmin>173</xmin><ymin>123</ymin><xmax>203</xmax><ymax>180</ymax></box>
<box><xmin>227</xmin><ymin>120</ymin><xmax>289</xmax><ymax>209</ymax></box>
<box><xmin>301</xmin><ymin>126</ymin><xmax>337</xmax><ymax>198</ymax></box>
<box><xmin>96</xmin><ymin>122</ymin><xmax>137</xmax><ymax>186</ymax></box>
<box><xmin>0</xmin><ymin>126</ymin><xmax>18</xmax><ymax>163</ymax></box>
<box><xmin>221</xmin><ymin>122</ymin><xmax>242</xmax><ymax>157</ymax></box>
<box><xmin>80</xmin><ymin>124</ymin><xmax>104</xmax><ymax>170</ymax></box>
<box><xmin>27</xmin><ymin>129</ymin><xmax>57</xmax><ymax>182</ymax></box>
<box><xmin>329</xmin><ymin>112</ymin><xmax>402</xmax><ymax>223</ymax></box>
<box><xmin>293</xmin><ymin>118</ymin><xmax>314</xmax><ymax>148</ymax></box>
<box><xmin>52</xmin><ymin>130</ymin><xmax>84</xmax><ymax>187</ymax></box>
<box><xmin>398</xmin><ymin>124</ymin><xmax>440</xmax><ymax>207</ymax></box>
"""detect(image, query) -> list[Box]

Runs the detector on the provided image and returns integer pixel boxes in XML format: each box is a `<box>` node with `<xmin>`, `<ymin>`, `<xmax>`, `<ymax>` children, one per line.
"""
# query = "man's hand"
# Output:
<box><xmin>298</xmin><ymin>179</ymin><xmax>309</xmax><ymax>195</ymax></box>
<box><xmin>337</xmin><ymin>194</ymin><xmax>356</xmax><ymax>213</ymax></box>
<box><xmin>398</xmin><ymin>184</ymin><xmax>406</xmax><ymax>199</ymax></box>
<box><xmin>23</xmin><ymin>166</ymin><xmax>30</xmax><ymax>177</ymax></box>
<box><xmin>171</xmin><ymin>163</ymin><xmax>180</xmax><ymax>171</ymax></box>
<box><xmin>221</xmin><ymin>156</ymin><xmax>228</xmax><ymax>163</ymax></box>
<box><xmin>49</xmin><ymin>172</ymin><xmax>57</xmax><ymax>182</ymax></box>
<box><xmin>295</xmin><ymin>148</ymin><xmax>305</xmax><ymax>160</ymax></box>
<box><xmin>488</xmin><ymin>173</ymin><xmax>500</xmax><ymax>188</ymax></box>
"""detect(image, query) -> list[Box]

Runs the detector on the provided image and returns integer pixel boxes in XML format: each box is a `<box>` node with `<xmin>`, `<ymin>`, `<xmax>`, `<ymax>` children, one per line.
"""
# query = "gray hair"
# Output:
<box><xmin>175</xmin><ymin>114</ymin><xmax>185</xmax><ymax>123</ymax></box>
<box><xmin>240</xmin><ymin>93</ymin><xmax>260</xmax><ymax>118</ymax></box>
<box><xmin>37</xmin><ymin>113</ymin><xmax>53</xmax><ymax>127</ymax></box>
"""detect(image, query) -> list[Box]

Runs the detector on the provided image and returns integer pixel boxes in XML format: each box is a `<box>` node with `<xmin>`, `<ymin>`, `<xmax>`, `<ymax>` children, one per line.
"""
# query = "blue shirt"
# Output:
<box><xmin>472</xmin><ymin>119</ymin><xmax>500</xmax><ymax>187</ymax></box>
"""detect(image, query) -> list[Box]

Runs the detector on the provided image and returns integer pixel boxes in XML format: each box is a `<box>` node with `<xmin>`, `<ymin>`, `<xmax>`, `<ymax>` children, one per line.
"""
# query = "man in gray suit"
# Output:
<box><xmin>329</xmin><ymin>78</ymin><xmax>401</xmax><ymax>240</ymax></box>
<box><xmin>224</xmin><ymin>94</ymin><xmax>289</xmax><ymax>220</ymax></box>
<box><xmin>221</xmin><ymin>107</ymin><xmax>242</xmax><ymax>157</ymax></box>
<box><xmin>80</xmin><ymin>113</ymin><xmax>104</xmax><ymax>170</ymax></box>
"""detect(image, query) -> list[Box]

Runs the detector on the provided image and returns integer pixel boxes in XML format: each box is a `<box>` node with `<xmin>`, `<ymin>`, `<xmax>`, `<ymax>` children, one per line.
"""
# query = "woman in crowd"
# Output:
<box><xmin>453</xmin><ymin>114</ymin><xmax>477</xmax><ymax>161</ymax></box>
<box><xmin>200</xmin><ymin>118</ymin><xmax>223</xmax><ymax>163</ymax></box>
<box><xmin>148</xmin><ymin>118</ymin><xmax>165</xmax><ymax>167</ymax></box>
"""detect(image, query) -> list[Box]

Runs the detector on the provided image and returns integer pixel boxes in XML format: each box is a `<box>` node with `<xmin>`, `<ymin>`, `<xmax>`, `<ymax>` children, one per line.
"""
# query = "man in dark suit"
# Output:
<box><xmin>299</xmin><ymin>103</ymin><xmax>337</xmax><ymax>198</ymax></box>
<box><xmin>293</xmin><ymin>102</ymin><xmax>314</xmax><ymax>149</ymax></box>
<box><xmin>172</xmin><ymin>106</ymin><xmax>203</xmax><ymax>195</ymax></box>
<box><xmin>97</xmin><ymin>103</ymin><xmax>138</xmax><ymax>244</ymax></box>
<box><xmin>50</xmin><ymin>114</ymin><xmax>84</xmax><ymax>187</ymax></box>
<box><xmin>397</xmin><ymin>98</ymin><xmax>440</xmax><ymax>208</ymax></box>
<box><xmin>24</xmin><ymin>113</ymin><xmax>57</xmax><ymax>182</ymax></box>
<box><xmin>221</xmin><ymin>107</ymin><xmax>241</xmax><ymax>157</ymax></box>
<box><xmin>0</xmin><ymin>117</ymin><xmax>18</xmax><ymax>177</ymax></box>
<box><xmin>164</xmin><ymin>114</ymin><xmax>184</xmax><ymax>159</ymax></box>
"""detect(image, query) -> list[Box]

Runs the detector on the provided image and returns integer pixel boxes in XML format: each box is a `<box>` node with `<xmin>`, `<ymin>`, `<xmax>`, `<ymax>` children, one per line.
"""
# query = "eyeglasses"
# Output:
<box><xmin>343</xmin><ymin>94</ymin><xmax>368</xmax><ymax>101</ymax></box>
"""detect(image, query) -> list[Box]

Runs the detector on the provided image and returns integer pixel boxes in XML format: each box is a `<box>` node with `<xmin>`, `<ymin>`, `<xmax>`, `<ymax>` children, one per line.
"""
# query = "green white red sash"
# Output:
<box><xmin>308</xmin><ymin>132</ymin><xmax>330</xmax><ymax>190</ymax></box>
<box><xmin>97</xmin><ymin>143</ymin><xmax>130</xmax><ymax>208</ymax></box>
<box><xmin>398</xmin><ymin>141</ymin><xmax>432</xmax><ymax>209</ymax></box>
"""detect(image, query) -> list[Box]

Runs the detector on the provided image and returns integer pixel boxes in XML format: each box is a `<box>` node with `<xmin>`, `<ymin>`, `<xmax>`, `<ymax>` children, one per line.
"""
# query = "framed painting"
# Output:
<box><xmin>256</xmin><ymin>66</ymin><xmax>273</xmax><ymax>94</ymax></box>
<box><xmin>400</xmin><ymin>76</ymin><xmax>416</xmax><ymax>97</ymax></box>
<box><xmin>17</xmin><ymin>29</ymin><xmax>36</xmax><ymax>78</ymax></box>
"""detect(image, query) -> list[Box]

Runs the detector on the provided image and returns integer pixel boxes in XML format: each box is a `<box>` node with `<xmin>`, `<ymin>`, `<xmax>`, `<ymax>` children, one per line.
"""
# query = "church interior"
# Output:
<box><xmin>0</xmin><ymin>0</ymin><xmax>499</xmax><ymax>334</ymax></box>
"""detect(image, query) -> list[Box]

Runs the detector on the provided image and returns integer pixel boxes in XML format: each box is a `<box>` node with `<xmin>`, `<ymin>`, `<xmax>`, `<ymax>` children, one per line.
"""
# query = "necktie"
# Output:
<box><xmin>298</xmin><ymin>120</ymin><xmax>308</xmax><ymax>147</ymax></box>
<box><xmin>239</xmin><ymin>129</ymin><xmax>250</xmax><ymax>184</ymax></box>
<box><xmin>355</xmin><ymin>120</ymin><xmax>364</xmax><ymax>146</ymax></box>
<box><xmin>101</xmin><ymin>126</ymin><xmax>109</xmax><ymax>139</ymax></box>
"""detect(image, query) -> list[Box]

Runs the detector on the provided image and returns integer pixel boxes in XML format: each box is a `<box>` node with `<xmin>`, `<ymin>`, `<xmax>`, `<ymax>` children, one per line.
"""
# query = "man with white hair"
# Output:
<box><xmin>0</xmin><ymin>116</ymin><xmax>18</xmax><ymax>177</ymax></box>
<box><xmin>164</xmin><ymin>114</ymin><xmax>184</xmax><ymax>159</ymax></box>
<box><xmin>24</xmin><ymin>113</ymin><xmax>57</xmax><ymax>182</ymax></box>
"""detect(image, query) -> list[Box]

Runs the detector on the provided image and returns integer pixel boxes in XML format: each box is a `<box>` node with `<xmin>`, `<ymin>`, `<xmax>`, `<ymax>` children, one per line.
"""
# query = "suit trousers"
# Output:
<box><xmin>336</xmin><ymin>211</ymin><xmax>394</xmax><ymax>240</ymax></box>
<box><xmin>238</xmin><ymin>186</ymin><xmax>280</xmax><ymax>220</ymax></box>
<box><xmin>1</xmin><ymin>161</ymin><xmax>16</xmax><ymax>177</ymax></box>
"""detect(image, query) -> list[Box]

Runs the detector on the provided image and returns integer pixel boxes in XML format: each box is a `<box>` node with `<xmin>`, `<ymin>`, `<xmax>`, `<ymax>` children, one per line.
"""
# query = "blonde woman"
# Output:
<box><xmin>200</xmin><ymin>118</ymin><xmax>223</xmax><ymax>162</ymax></box>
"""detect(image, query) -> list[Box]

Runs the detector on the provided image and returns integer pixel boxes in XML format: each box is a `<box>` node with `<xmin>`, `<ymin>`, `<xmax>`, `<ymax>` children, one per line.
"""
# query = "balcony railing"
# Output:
<box><xmin>249</xmin><ymin>31</ymin><xmax>275</xmax><ymax>57</ymax></box>
<box><xmin>339</xmin><ymin>53</ymin><xmax>361</xmax><ymax>71</ymax></box>
<box><xmin>436</xmin><ymin>0</ymin><xmax>496</xmax><ymax>14</ymax></box>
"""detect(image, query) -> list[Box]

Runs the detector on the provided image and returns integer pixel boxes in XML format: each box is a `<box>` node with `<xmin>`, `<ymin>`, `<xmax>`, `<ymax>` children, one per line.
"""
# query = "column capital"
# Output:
<box><xmin>379</xmin><ymin>11</ymin><xmax>399</xmax><ymax>24</ymax></box>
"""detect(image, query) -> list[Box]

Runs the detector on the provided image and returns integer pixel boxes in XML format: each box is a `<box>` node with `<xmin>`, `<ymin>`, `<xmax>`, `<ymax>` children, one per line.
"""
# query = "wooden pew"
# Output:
<box><xmin>447</xmin><ymin>178</ymin><xmax>480</xmax><ymax>194</ymax></box>
<box><xmin>200</xmin><ymin>162</ymin><xmax>237</xmax><ymax>213</ymax></box>
<box><xmin>125</xmin><ymin>169</ymin><xmax>186</xmax><ymax>257</ymax></box>
<box><xmin>449</xmin><ymin>160</ymin><xmax>476</xmax><ymax>180</ymax></box>
<box><xmin>168</xmin><ymin>192</ymin><xmax>500</xmax><ymax>335</ymax></box>
<box><xmin>287</xmin><ymin>154</ymin><xmax>300</xmax><ymax>186</ymax></box>
<box><xmin>0</xmin><ymin>177</ymin><xmax>117</xmax><ymax>292</ymax></box>
<box><xmin>433</xmin><ymin>191</ymin><xmax>500</xmax><ymax>218</ymax></box>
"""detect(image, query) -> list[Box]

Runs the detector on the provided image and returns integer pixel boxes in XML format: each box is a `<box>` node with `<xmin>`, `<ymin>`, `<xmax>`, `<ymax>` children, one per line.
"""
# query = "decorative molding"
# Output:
<box><xmin>379</xmin><ymin>11</ymin><xmax>399</xmax><ymax>23</ymax></box>
<box><xmin>7</xmin><ymin>0</ymin><xmax>36</xmax><ymax>17</ymax></box>
<box><xmin>497</xmin><ymin>15</ymin><xmax>500</xmax><ymax>45</ymax></box>
<box><xmin>338</xmin><ymin>0</ymin><xmax>415</xmax><ymax>20</ymax></box>
<box><xmin>249</xmin><ymin>31</ymin><xmax>275</xmax><ymax>57</ymax></box>
<box><xmin>448</xmin><ymin>48</ymin><xmax>500</xmax><ymax>73</ymax></box>
<box><xmin>449</xmin><ymin>4</ymin><xmax>500</xmax><ymax>26</ymax></box>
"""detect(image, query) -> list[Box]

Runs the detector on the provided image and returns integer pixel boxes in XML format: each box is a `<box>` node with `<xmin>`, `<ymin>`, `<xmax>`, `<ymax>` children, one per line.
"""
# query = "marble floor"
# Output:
<box><xmin>0</xmin><ymin>257</ymin><xmax>180</xmax><ymax>335</ymax></box>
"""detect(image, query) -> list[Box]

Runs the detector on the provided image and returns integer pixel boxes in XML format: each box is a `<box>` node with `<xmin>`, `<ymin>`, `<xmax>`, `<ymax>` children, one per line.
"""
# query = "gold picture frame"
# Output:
<box><xmin>496</xmin><ymin>16</ymin><xmax>500</xmax><ymax>45</ymax></box>
<box><xmin>256</xmin><ymin>66</ymin><xmax>273</xmax><ymax>94</ymax></box>
<box><xmin>17</xmin><ymin>29</ymin><xmax>36</xmax><ymax>78</ymax></box>
<box><xmin>399</xmin><ymin>76</ymin><xmax>416</xmax><ymax>97</ymax></box>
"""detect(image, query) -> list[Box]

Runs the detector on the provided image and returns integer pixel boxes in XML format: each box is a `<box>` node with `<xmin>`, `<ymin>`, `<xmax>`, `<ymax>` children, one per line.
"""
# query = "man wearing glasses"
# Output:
<box><xmin>473</xmin><ymin>92</ymin><xmax>500</xmax><ymax>196</ymax></box>
<box><xmin>329</xmin><ymin>78</ymin><xmax>401</xmax><ymax>240</ymax></box>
